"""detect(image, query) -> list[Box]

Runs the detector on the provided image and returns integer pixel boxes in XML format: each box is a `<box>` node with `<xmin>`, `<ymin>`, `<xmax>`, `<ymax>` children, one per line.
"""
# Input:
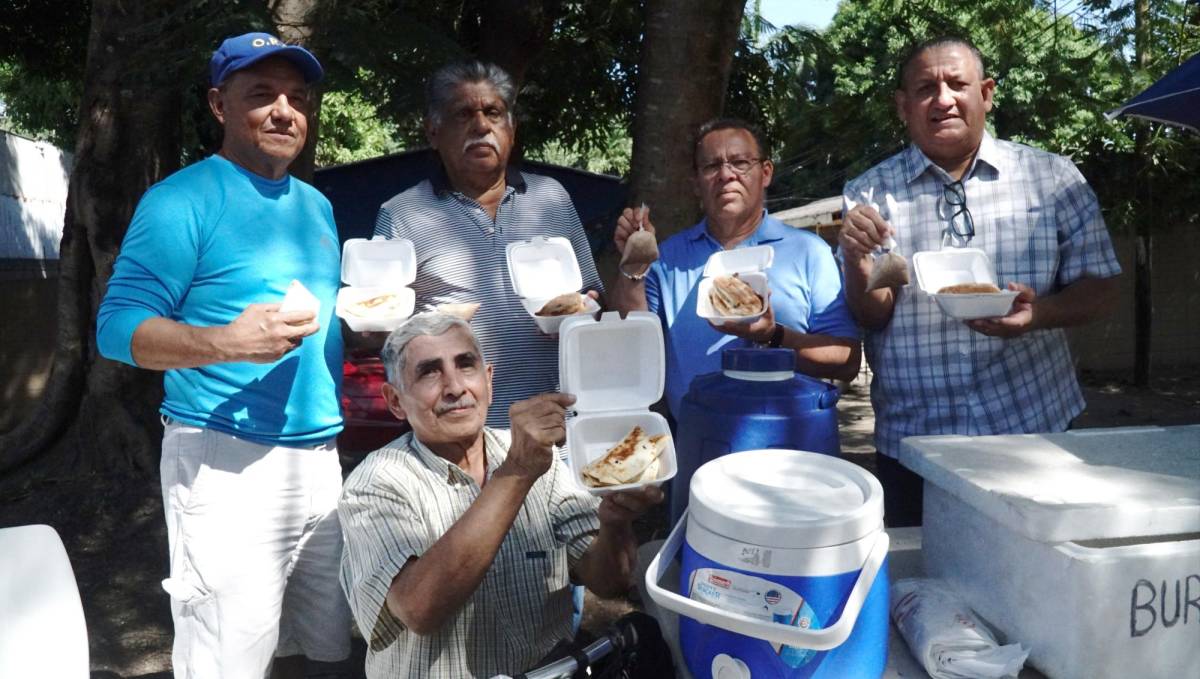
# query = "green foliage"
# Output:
<box><xmin>526</xmin><ymin>118</ymin><xmax>632</xmax><ymax>176</ymax></box>
<box><xmin>515</xmin><ymin>2</ymin><xmax>641</xmax><ymax>166</ymax></box>
<box><xmin>5</xmin><ymin>0</ymin><xmax>1198</xmax><ymax>220</ymax></box>
<box><xmin>312</xmin><ymin>0</ymin><xmax>641</xmax><ymax>172</ymax></box>
<box><xmin>0</xmin><ymin>0</ymin><xmax>89</xmax><ymax>147</ymax></box>
<box><xmin>0</xmin><ymin>0</ymin><xmax>277</xmax><ymax>153</ymax></box>
<box><xmin>739</xmin><ymin>0</ymin><xmax>1200</xmax><ymax>229</ymax></box>
<box><xmin>0</xmin><ymin>61</ymin><xmax>80</xmax><ymax>148</ymax></box>
<box><xmin>315</xmin><ymin>85</ymin><xmax>402</xmax><ymax>167</ymax></box>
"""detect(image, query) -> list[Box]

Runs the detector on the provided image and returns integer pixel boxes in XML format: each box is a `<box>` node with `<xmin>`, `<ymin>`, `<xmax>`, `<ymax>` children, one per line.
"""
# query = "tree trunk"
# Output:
<box><xmin>271</xmin><ymin>0</ymin><xmax>323</xmax><ymax>179</ymax></box>
<box><xmin>630</xmin><ymin>0</ymin><xmax>747</xmax><ymax>238</ymax></box>
<box><xmin>1133</xmin><ymin>0</ymin><xmax>1152</xmax><ymax>387</ymax></box>
<box><xmin>474</xmin><ymin>0</ymin><xmax>564</xmax><ymax>88</ymax></box>
<box><xmin>0</xmin><ymin>0</ymin><xmax>184</xmax><ymax>477</ymax></box>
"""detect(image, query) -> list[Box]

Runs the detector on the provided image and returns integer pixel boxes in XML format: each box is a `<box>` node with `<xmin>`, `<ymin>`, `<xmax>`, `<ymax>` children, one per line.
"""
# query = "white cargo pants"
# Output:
<box><xmin>160</xmin><ymin>421</ymin><xmax>351</xmax><ymax>679</ymax></box>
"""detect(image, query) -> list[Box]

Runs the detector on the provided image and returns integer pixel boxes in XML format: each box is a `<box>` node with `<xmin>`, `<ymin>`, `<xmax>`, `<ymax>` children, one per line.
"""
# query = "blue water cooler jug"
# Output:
<box><xmin>671</xmin><ymin>348</ymin><xmax>841</xmax><ymax>523</ymax></box>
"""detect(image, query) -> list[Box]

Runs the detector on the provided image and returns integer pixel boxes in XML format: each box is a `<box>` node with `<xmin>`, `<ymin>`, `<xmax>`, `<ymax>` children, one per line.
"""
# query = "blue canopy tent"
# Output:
<box><xmin>1107</xmin><ymin>51</ymin><xmax>1200</xmax><ymax>130</ymax></box>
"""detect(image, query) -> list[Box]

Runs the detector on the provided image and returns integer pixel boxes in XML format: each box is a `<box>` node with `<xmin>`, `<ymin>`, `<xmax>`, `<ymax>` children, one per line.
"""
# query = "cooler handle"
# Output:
<box><xmin>643</xmin><ymin>510</ymin><xmax>889</xmax><ymax>651</ymax></box>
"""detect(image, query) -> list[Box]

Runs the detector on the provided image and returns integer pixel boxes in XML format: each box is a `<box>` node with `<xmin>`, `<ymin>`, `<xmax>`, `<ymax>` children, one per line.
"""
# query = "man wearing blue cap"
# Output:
<box><xmin>97</xmin><ymin>32</ymin><xmax>351</xmax><ymax>679</ymax></box>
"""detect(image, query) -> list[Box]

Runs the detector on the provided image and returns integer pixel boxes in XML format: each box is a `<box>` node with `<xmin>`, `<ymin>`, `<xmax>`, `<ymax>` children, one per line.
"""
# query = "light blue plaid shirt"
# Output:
<box><xmin>843</xmin><ymin>132</ymin><xmax>1121</xmax><ymax>458</ymax></box>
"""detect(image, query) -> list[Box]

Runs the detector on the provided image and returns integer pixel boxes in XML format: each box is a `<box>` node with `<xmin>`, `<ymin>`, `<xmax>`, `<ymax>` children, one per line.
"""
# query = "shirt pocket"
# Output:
<box><xmin>987</xmin><ymin>208</ymin><xmax>1059</xmax><ymax>295</ymax></box>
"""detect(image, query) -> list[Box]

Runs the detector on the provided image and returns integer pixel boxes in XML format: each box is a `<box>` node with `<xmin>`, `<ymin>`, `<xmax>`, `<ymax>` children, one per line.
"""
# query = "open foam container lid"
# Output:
<box><xmin>506</xmin><ymin>236</ymin><xmax>583</xmax><ymax>299</ymax></box>
<box><xmin>559</xmin><ymin>311</ymin><xmax>665</xmax><ymax>413</ymax></box>
<box><xmin>912</xmin><ymin>247</ymin><xmax>997</xmax><ymax>293</ymax></box>
<box><xmin>700</xmin><ymin>244</ymin><xmax>775</xmax><ymax>277</ymax></box>
<box><xmin>341</xmin><ymin>237</ymin><xmax>417</xmax><ymax>288</ymax></box>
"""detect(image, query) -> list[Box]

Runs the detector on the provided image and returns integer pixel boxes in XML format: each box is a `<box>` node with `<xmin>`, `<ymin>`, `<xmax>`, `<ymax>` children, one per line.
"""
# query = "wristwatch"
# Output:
<box><xmin>766</xmin><ymin>323</ymin><xmax>786</xmax><ymax>348</ymax></box>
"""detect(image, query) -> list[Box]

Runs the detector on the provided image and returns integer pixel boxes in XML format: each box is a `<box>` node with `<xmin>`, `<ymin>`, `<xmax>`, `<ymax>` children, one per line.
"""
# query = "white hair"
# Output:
<box><xmin>380</xmin><ymin>312</ymin><xmax>484</xmax><ymax>389</ymax></box>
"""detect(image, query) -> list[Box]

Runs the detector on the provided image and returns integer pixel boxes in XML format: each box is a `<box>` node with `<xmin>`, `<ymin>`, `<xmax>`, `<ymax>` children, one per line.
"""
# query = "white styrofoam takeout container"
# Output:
<box><xmin>696</xmin><ymin>244</ymin><xmax>774</xmax><ymax>324</ymax></box>
<box><xmin>506</xmin><ymin>236</ymin><xmax>600</xmax><ymax>334</ymax></box>
<box><xmin>335</xmin><ymin>237</ymin><xmax>417</xmax><ymax>332</ymax></box>
<box><xmin>901</xmin><ymin>425</ymin><xmax>1200</xmax><ymax>679</ymax></box>
<box><xmin>559</xmin><ymin>311</ymin><xmax>677</xmax><ymax>496</ymax></box>
<box><xmin>912</xmin><ymin>247</ymin><xmax>1018</xmax><ymax>320</ymax></box>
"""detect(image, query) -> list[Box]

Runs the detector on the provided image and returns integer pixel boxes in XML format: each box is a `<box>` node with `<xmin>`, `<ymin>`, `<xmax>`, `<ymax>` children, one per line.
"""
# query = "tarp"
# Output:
<box><xmin>1107</xmin><ymin>51</ymin><xmax>1200</xmax><ymax>131</ymax></box>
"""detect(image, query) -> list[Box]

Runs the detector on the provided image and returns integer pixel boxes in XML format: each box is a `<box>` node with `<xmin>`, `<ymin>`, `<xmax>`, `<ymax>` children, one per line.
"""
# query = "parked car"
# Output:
<box><xmin>315</xmin><ymin>150</ymin><xmax>626</xmax><ymax>455</ymax></box>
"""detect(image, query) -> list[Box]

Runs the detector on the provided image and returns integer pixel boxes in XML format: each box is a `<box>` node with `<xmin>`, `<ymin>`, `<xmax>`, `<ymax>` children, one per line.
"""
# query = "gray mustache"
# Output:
<box><xmin>462</xmin><ymin>134</ymin><xmax>500</xmax><ymax>154</ymax></box>
<box><xmin>435</xmin><ymin>398</ymin><xmax>477</xmax><ymax>415</ymax></box>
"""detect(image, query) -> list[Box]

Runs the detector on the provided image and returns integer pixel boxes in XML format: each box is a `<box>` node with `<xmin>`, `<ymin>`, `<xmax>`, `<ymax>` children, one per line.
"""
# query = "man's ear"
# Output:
<box><xmin>760</xmin><ymin>159</ymin><xmax>774</xmax><ymax>189</ymax></box>
<box><xmin>381</xmin><ymin>382</ymin><xmax>408</xmax><ymax>422</ymax></box>
<box><xmin>207</xmin><ymin>87</ymin><xmax>226</xmax><ymax>125</ymax></box>
<box><xmin>980</xmin><ymin>77</ymin><xmax>996</xmax><ymax>113</ymax></box>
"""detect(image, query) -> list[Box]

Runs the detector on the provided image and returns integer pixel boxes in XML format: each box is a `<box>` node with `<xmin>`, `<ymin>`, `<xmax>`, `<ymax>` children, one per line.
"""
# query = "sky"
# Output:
<box><xmin>759</xmin><ymin>0</ymin><xmax>840</xmax><ymax>30</ymax></box>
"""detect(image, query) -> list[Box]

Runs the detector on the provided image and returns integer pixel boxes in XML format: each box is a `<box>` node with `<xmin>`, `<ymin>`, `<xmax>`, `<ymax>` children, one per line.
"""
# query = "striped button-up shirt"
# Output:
<box><xmin>843</xmin><ymin>132</ymin><xmax>1121</xmax><ymax>458</ymax></box>
<box><xmin>338</xmin><ymin>428</ymin><xmax>601</xmax><ymax>679</ymax></box>
<box><xmin>374</xmin><ymin>169</ymin><xmax>604</xmax><ymax>427</ymax></box>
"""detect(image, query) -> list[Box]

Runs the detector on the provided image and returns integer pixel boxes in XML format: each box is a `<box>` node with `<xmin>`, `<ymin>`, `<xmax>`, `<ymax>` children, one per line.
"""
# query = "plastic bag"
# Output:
<box><xmin>891</xmin><ymin>578</ymin><xmax>1030</xmax><ymax>679</ymax></box>
<box><xmin>865</xmin><ymin>237</ymin><xmax>909</xmax><ymax>291</ymax></box>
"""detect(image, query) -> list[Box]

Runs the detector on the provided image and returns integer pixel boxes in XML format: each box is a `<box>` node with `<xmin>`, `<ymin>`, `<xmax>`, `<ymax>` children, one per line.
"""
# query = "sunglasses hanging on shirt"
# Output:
<box><xmin>941</xmin><ymin>180</ymin><xmax>975</xmax><ymax>247</ymax></box>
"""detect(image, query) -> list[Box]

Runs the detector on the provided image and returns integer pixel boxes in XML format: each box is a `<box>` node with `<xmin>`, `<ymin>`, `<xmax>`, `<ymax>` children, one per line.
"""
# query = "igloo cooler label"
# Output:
<box><xmin>687</xmin><ymin>567</ymin><xmax>822</xmax><ymax>667</ymax></box>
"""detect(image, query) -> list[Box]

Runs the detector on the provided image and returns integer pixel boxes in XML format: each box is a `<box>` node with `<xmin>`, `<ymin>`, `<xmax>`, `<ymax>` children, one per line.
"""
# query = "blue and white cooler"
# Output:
<box><xmin>645</xmin><ymin>450</ymin><xmax>889</xmax><ymax>679</ymax></box>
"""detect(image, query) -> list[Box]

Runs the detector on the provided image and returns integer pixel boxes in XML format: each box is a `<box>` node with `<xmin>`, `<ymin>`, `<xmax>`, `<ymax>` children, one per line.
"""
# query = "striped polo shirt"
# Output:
<box><xmin>338</xmin><ymin>427</ymin><xmax>601</xmax><ymax>678</ymax></box>
<box><xmin>374</xmin><ymin>167</ymin><xmax>604</xmax><ymax>427</ymax></box>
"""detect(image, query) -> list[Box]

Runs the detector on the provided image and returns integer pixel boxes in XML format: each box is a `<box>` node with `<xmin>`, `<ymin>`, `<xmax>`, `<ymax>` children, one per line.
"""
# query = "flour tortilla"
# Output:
<box><xmin>536</xmin><ymin>292</ymin><xmax>587</xmax><ymax>317</ymax></box>
<box><xmin>710</xmin><ymin>274</ymin><xmax>763</xmax><ymax>316</ymax></box>
<box><xmin>345</xmin><ymin>292</ymin><xmax>405</xmax><ymax>317</ymax></box>
<box><xmin>582</xmin><ymin>427</ymin><xmax>669</xmax><ymax>487</ymax></box>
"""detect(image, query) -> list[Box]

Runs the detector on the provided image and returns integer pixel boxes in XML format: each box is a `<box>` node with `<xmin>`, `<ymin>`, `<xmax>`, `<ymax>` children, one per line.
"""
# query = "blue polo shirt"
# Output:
<box><xmin>645</xmin><ymin>211</ymin><xmax>858</xmax><ymax>417</ymax></box>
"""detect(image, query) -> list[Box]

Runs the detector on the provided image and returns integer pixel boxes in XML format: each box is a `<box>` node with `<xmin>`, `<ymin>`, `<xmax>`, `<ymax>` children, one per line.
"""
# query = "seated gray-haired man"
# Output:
<box><xmin>338</xmin><ymin>312</ymin><xmax>661</xmax><ymax>678</ymax></box>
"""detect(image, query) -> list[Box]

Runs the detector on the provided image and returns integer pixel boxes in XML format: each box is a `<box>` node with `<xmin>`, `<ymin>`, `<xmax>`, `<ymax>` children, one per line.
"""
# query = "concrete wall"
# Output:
<box><xmin>0</xmin><ymin>131</ymin><xmax>70</xmax><ymax>433</ymax></box>
<box><xmin>1067</xmin><ymin>225</ymin><xmax>1200</xmax><ymax>372</ymax></box>
<box><xmin>1</xmin><ymin>131</ymin><xmax>71</xmax><ymax>260</ymax></box>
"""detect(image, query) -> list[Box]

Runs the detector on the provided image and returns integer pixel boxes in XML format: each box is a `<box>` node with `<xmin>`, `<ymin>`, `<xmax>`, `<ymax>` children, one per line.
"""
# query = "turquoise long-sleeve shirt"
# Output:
<box><xmin>97</xmin><ymin>154</ymin><xmax>343</xmax><ymax>446</ymax></box>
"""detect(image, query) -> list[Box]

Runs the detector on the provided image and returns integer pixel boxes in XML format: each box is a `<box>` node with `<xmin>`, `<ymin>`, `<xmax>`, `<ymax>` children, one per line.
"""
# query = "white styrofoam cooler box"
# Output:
<box><xmin>558</xmin><ymin>311</ymin><xmax>677</xmax><ymax>496</ymax></box>
<box><xmin>335</xmin><ymin>237</ymin><xmax>417</xmax><ymax>331</ymax></box>
<box><xmin>912</xmin><ymin>247</ymin><xmax>1019</xmax><ymax>320</ymax></box>
<box><xmin>506</xmin><ymin>236</ymin><xmax>601</xmax><ymax>333</ymax></box>
<box><xmin>900</xmin><ymin>425</ymin><xmax>1200</xmax><ymax>679</ymax></box>
<box><xmin>696</xmin><ymin>244</ymin><xmax>774</xmax><ymax>324</ymax></box>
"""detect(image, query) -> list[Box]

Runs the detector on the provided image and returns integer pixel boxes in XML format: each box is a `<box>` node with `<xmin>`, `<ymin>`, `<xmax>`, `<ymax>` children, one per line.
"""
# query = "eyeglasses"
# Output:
<box><xmin>698</xmin><ymin>157</ymin><xmax>763</xmax><ymax>179</ymax></box>
<box><xmin>942</xmin><ymin>180</ymin><xmax>975</xmax><ymax>243</ymax></box>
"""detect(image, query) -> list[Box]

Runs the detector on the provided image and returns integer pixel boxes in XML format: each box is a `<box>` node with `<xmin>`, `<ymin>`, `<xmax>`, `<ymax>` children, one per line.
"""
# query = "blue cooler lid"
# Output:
<box><xmin>721</xmin><ymin>348</ymin><xmax>795</xmax><ymax>372</ymax></box>
<box><xmin>689</xmin><ymin>449</ymin><xmax>883</xmax><ymax>549</ymax></box>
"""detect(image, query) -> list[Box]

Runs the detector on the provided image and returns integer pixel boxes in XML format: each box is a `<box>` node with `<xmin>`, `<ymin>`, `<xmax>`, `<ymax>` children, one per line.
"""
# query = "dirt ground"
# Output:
<box><xmin>1</xmin><ymin>367</ymin><xmax>1197</xmax><ymax>679</ymax></box>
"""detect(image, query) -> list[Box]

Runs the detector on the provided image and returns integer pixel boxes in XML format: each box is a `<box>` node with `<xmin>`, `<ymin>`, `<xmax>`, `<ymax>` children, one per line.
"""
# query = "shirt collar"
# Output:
<box><xmin>430</xmin><ymin>159</ymin><xmax>526</xmax><ymax>197</ymax></box>
<box><xmin>407</xmin><ymin>427</ymin><xmax>506</xmax><ymax>487</ymax></box>
<box><xmin>690</xmin><ymin>209</ymin><xmax>784</xmax><ymax>246</ymax></box>
<box><xmin>902</xmin><ymin>129</ymin><xmax>1002</xmax><ymax>184</ymax></box>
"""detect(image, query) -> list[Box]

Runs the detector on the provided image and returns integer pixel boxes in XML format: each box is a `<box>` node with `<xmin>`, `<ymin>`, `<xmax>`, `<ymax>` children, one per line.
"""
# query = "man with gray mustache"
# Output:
<box><xmin>338</xmin><ymin>312</ymin><xmax>661</xmax><ymax>678</ymax></box>
<box><xmin>373</xmin><ymin>60</ymin><xmax>603</xmax><ymax>429</ymax></box>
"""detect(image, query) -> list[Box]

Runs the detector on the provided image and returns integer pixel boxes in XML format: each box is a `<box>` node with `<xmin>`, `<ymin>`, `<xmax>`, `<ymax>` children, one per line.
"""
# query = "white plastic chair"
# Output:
<box><xmin>0</xmin><ymin>524</ymin><xmax>89</xmax><ymax>679</ymax></box>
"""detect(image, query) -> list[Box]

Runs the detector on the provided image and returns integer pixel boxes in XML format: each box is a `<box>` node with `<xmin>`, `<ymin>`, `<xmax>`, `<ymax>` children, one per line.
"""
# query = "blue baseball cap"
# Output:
<box><xmin>209</xmin><ymin>32</ymin><xmax>323</xmax><ymax>87</ymax></box>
